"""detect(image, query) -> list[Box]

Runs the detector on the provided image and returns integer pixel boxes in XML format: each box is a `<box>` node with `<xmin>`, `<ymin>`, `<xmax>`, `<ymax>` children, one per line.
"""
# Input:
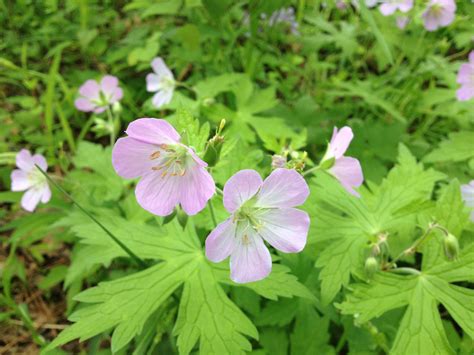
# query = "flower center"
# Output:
<box><xmin>234</xmin><ymin>202</ymin><xmax>265</xmax><ymax>233</ymax></box>
<box><xmin>161</xmin><ymin>76</ymin><xmax>175</xmax><ymax>91</ymax></box>
<box><xmin>430</xmin><ymin>4</ymin><xmax>443</xmax><ymax>16</ymax></box>
<box><xmin>28</xmin><ymin>170</ymin><xmax>46</xmax><ymax>186</ymax></box>
<box><xmin>149</xmin><ymin>144</ymin><xmax>190</xmax><ymax>178</ymax></box>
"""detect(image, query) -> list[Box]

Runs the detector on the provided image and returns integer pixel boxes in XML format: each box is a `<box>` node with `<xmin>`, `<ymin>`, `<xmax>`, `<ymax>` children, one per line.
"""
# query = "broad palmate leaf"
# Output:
<box><xmin>338</xmin><ymin>246</ymin><xmax>474</xmax><ymax>354</ymax></box>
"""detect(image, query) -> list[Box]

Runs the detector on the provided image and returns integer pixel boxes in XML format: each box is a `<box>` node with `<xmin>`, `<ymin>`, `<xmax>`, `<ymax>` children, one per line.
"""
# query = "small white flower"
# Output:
<box><xmin>146</xmin><ymin>57</ymin><xmax>175</xmax><ymax>109</ymax></box>
<box><xmin>11</xmin><ymin>149</ymin><xmax>51</xmax><ymax>212</ymax></box>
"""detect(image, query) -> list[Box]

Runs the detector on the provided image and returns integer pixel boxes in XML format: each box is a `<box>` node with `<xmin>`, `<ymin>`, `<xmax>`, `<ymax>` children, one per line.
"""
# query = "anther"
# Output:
<box><xmin>150</xmin><ymin>151</ymin><xmax>161</xmax><ymax>160</ymax></box>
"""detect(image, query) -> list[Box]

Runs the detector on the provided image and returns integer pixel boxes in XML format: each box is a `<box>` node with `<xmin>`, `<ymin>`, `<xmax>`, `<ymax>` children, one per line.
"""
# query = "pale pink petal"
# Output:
<box><xmin>187</xmin><ymin>147</ymin><xmax>208</xmax><ymax>168</ymax></box>
<box><xmin>256</xmin><ymin>168</ymin><xmax>309</xmax><ymax>208</ymax></box>
<box><xmin>396</xmin><ymin>16</ymin><xmax>410</xmax><ymax>30</ymax></box>
<box><xmin>125</xmin><ymin>118</ymin><xmax>181</xmax><ymax>145</ymax></box>
<box><xmin>223</xmin><ymin>169</ymin><xmax>263</xmax><ymax>212</ymax></box>
<box><xmin>146</xmin><ymin>73</ymin><xmax>161</xmax><ymax>92</ymax></box>
<box><xmin>151</xmin><ymin>90</ymin><xmax>173</xmax><ymax>108</ymax></box>
<box><xmin>11</xmin><ymin>170</ymin><xmax>33</xmax><ymax>191</ymax></box>
<box><xmin>41</xmin><ymin>184</ymin><xmax>52</xmax><ymax>203</ymax></box>
<box><xmin>456</xmin><ymin>63</ymin><xmax>472</xmax><ymax>84</ymax></box>
<box><xmin>422</xmin><ymin>13</ymin><xmax>438</xmax><ymax>31</ymax></box>
<box><xmin>110</xmin><ymin>87</ymin><xmax>123</xmax><ymax>103</ymax></box>
<box><xmin>79</xmin><ymin>80</ymin><xmax>100</xmax><ymax>100</ymax></box>
<box><xmin>21</xmin><ymin>188</ymin><xmax>43</xmax><ymax>212</ymax></box>
<box><xmin>112</xmin><ymin>137</ymin><xmax>161</xmax><ymax>179</ymax></box>
<box><xmin>230</xmin><ymin>227</ymin><xmax>272</xmax><ymax>283</ymax></box>
<box><xmin>32</xmin><ymin>154</ymin><xmax>47</xmax><ymax>171</ymax></box>
<box><xmin>256</xmin><ymin>208</ymin><xmax>310</xmax><ymax>253</ymax></box>
<box><xmin>398</xmin><ymin>0</ymin><xmax>413</xmax><ymax>12</ymax></box>
<box><xmin>329</xmin><ymin>126</ymin><xmax>353</xmax><ymax>159</ymax></box>
<box><xmin>74</xmin><ymin>98</ymin><xmax>96</xmax><ymax>112</ymax></box>
<box><xmin>100</xmin><ymin>75</ymin><xmax>119</xmax><ymax>96</ymax></box>
<box><xmin>179</xmin><ymin>165</ymin><xmax>215</xmax><ymax>215</ymax></box>
<box><xmin>135</xmin><ymin>172</ymin><xmax>181</xmax><ymax>216</ymax></box>
<box><xmin>16</xmin><ymin>149</ymin><xmax>34</xmax><ymax>171</ymax></box>
<box><xmin>468</xmin><ymin>51</ymin><xmax>474</xmax><ymax>63</ymax></box>
<box><xmin>93</xmin><ymin>106</ymin><xmax>106</xmax><ymax>114</ymax></box>
<box><xmin>380</xmin><ymin>3</ymin><xmax>397</xmax><ymax>16</ymax></box>
<box><xmin>438</xmin><ymin>9</ymin><xmax>455</xmax><ymax>26</ymax></box>
<box><xmin>330</xmin><ymin>157</ymin><xmax>364</xmax><ymax>197</ymax></box>
<box><xmin>151</xmin><ymin>57</ymin><xmax>173</xmax><ymax>78</ymax></box>
<box><xmin>456</xmin><ymin>85</ymin><xmax>474</xmax><ymax>101</ymax></box>
<box><xmin>205</xmin><ymin>218</ymin><xmax>237</xmax><ymax>262</ymax></box>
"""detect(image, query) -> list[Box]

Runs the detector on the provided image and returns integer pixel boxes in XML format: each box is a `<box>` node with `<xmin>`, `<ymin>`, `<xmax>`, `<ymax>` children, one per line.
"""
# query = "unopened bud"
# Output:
<box><xmin>365</xmin><ymin>257</ymin><xmax>379</xmax><ymax>278</ymax></box>
<box><xmin>271</xmin><ymin>155</ymin><xmax>287</xmax><ymax>169</ymax></box>
<box><xmin>112</xmin><ymin>101</ymin><xmax>122</xmax><ymax>114</ymax></box>
<box><xmin>203</xmin><ymin>135</ymin><xmax>224</xmax><ymax>167</ymax></box>
<box><xmin>443</xmin><ymin>233</ymin><xmax>459</xmax><ymax>260</ymax></box>
<box><xmin>202</xmin><ymin>97</ymin><xmax>215</xmax><ymax>107</ymax></box>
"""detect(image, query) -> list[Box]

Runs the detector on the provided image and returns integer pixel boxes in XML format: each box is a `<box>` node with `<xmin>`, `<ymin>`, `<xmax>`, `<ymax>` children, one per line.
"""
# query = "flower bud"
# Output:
<box><xmin>112</xmin><ymin>101</ymin><xmax>122</xmax><ymax>114</ymax></box>
<box><xmin>365</xmin><ymin>257</ymin><xmax>379</xmax><ymax>278</ymax></box>
<box><xmin>271</xmin><ymin>155</ymin><xmax>287</xmax><ymax>169</ymax></box>
<box><xmin>443</xmin><ymin>233</ymin><xmax>459</xmax><ymax>260</ymax></box>
<box><xmin>203</xmin><ymin>120</ymin><xmax>226</xmax><ymax>167</ymax></box>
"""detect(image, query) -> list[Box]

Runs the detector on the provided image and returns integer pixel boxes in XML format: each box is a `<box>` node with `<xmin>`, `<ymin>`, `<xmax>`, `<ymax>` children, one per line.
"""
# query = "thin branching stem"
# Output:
<box><xmin>35</xmin><ymin>164</ymin><xmax>147</xmax><ymax>269</ymax></box>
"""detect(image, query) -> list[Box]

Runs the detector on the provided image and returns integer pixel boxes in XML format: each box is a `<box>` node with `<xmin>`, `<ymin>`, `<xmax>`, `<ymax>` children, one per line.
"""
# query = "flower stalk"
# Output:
<box><xmin>35</xmin><ymin>164</ymin><xmax>147</xmax><ymax>269</ymax></box>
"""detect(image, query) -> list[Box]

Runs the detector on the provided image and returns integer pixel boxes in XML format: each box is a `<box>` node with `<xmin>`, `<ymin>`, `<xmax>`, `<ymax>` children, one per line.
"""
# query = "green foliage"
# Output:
<box><xmin>338</xmin><ymin>247</ymin><xmax>474</xmax><ymax>354</ymax></box>
<box><xmin>1</xmin><ymin>0</ymin><xmax>473</xmax><ymax>354</ymax></box>
<box><xmin>424</xmin><ymin>131</ymin><xmax>474</xmax><ymax>163</ymax></box>
<box><xmin>310</xmin><ymin>145</ymin><xmax>445</xmax><ymax>304</ymax></box>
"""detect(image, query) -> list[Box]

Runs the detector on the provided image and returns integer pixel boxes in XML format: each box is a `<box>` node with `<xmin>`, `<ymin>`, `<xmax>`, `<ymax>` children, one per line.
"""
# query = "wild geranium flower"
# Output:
<box><xmin>456</xmin><ymin>51</ymin><xmax>474</xmax><ymax>101</ymax></box>
<box><xmin>75</xmin><ymin>75</ymin><xmax>123</xmax><ymax>113</ymax></box>
<box><xmin>10</xmin><ymin>149</ymin><xmax>51</xmax><ymax>212</ymax></box>
<box><xmin>264</xmin><ymin>7</ymin><xmax>299</xmax><ymax>35</ymax></box>
<box><xmin>146</xmin><ymin>57</ymin><xmax>176</xmax><ymax>109</ymax></box>
<box><xmin>321</xmin><ymin>126</ymin><xmax>364</xmax><ymax>197</ymax></box>
<box><xmin>112</xmin><ymin>118</ymin><xmax>215</xmax><ymax>216</ymax></box>
<box><xmin>461</xmin><ymin>181</ymin><xmax>474</xmax><ymax>222</ymax></box>
<box><xmin>205</xmin><ymin>168</ymin><xmax>310</xmax><ymax>283</ymax></box>
<box><xmin>422</xmin><ymin>0</ymin><xmax>456</xmax><ymax>31</ymax></box>
<box><xmin>396</xmin><ymin>16</ymin><xmax>410</xmax><ymax>29</ymax></box>
<box><xmin>379</xmin><ymin>0</ymin><xmax>413</xmax><ymax>16</ymax></box>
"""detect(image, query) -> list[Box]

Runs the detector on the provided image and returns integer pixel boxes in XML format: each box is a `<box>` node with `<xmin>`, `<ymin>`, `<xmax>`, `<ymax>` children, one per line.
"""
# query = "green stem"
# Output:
<box><xmin>35</xmin><ymin>165</ymin><xmax>147</xmax><ymax>269</ymax></box>
<box><xmin>208</xmin><ymin>198</ymin><xmax>218</xmax><ymax>228</ymax></box>
<box><xmin>302</xmin><ymin>165</ymin><xmax>320</xmax><ymax>177</ymax></box>
<box><xmin>106</xmin><ymin>106</ymin><xmax>116</xmax><ymax>146</ymax></box>
<box><xmin>216</xmin><ymin>187</ymin><xmax>224</xmax><ymax>196</ymax></box>
<box><xmin>385</xmin><ymin>223</ymin><xmax>442</xmax><ymax>270</ymax></box>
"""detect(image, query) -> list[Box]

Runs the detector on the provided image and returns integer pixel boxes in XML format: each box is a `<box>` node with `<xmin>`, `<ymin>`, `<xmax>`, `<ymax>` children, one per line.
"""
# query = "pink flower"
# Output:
<box><xmin>379</xmin><ymin>0</ymin><xmax>413</xmax><ymax>16</ymax></box>
<box><xmin>422</xmin><ymin>0</ymin><xmax>456</xmax><ymax>31</ymax></box>
<box><xmin>205</xmin><ymin>169</ymin><xmax>310</xmax><ymax>283</ymax></box>
<box><xmin>322</xmin><ymin>126</ymin><xmax>364</xmax><ymax>197</ymax></box>
<box><xmin>461</xmin><ymin>181</ymin><xmax>474</xmax><ymax>222</ymax></box>
<box><xmin>146</xmin><ymin>57</ymin><xmax>175</xmax><ymax>109</ymax></box>
<box><xmin>396</xmin><ymin>16</ymin><xmax>410</xmax><ymax>29</ymax></box>
<box><xmin>456</xmin><ymin>51</ymin><xmax>474</xmax><ymax>101</ymax></box>
<box><xmin>10</xmin><ymin>149</ymin><xmax>51</xmax><ymax>212</ymax></box>
<box><xmin>112</xmin><ymin>118</ymin><xmax>215</xmax><ymax>216</ymax></box>
<box><xmin>75</xmin><ymin>75</ymin><xmax>123</xmax><ymax>113</ymax></box>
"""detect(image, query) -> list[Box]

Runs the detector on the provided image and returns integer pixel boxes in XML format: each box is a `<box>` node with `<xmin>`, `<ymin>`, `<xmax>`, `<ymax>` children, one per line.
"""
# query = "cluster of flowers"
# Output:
<box><xmin>10</xmin><ymin>49</ymin><xmax>474</xmax><ymax>282</ymax></box>
<box><xmin>337</xmin><ymin>0</ymin><xmax>456</xmax><ymax>32</ymax></box>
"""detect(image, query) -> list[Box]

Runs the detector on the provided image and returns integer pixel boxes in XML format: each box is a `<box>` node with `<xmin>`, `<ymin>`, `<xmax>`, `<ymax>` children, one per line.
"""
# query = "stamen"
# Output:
<box><xmin>242</xmin><ymin>234</ymin><xmax>250</xmax><ymax>245</ymax></box>
<box><xmin>150</xmin><ymin>151</ymin><xmax>161</xmax><ymax>160</ymax></box>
